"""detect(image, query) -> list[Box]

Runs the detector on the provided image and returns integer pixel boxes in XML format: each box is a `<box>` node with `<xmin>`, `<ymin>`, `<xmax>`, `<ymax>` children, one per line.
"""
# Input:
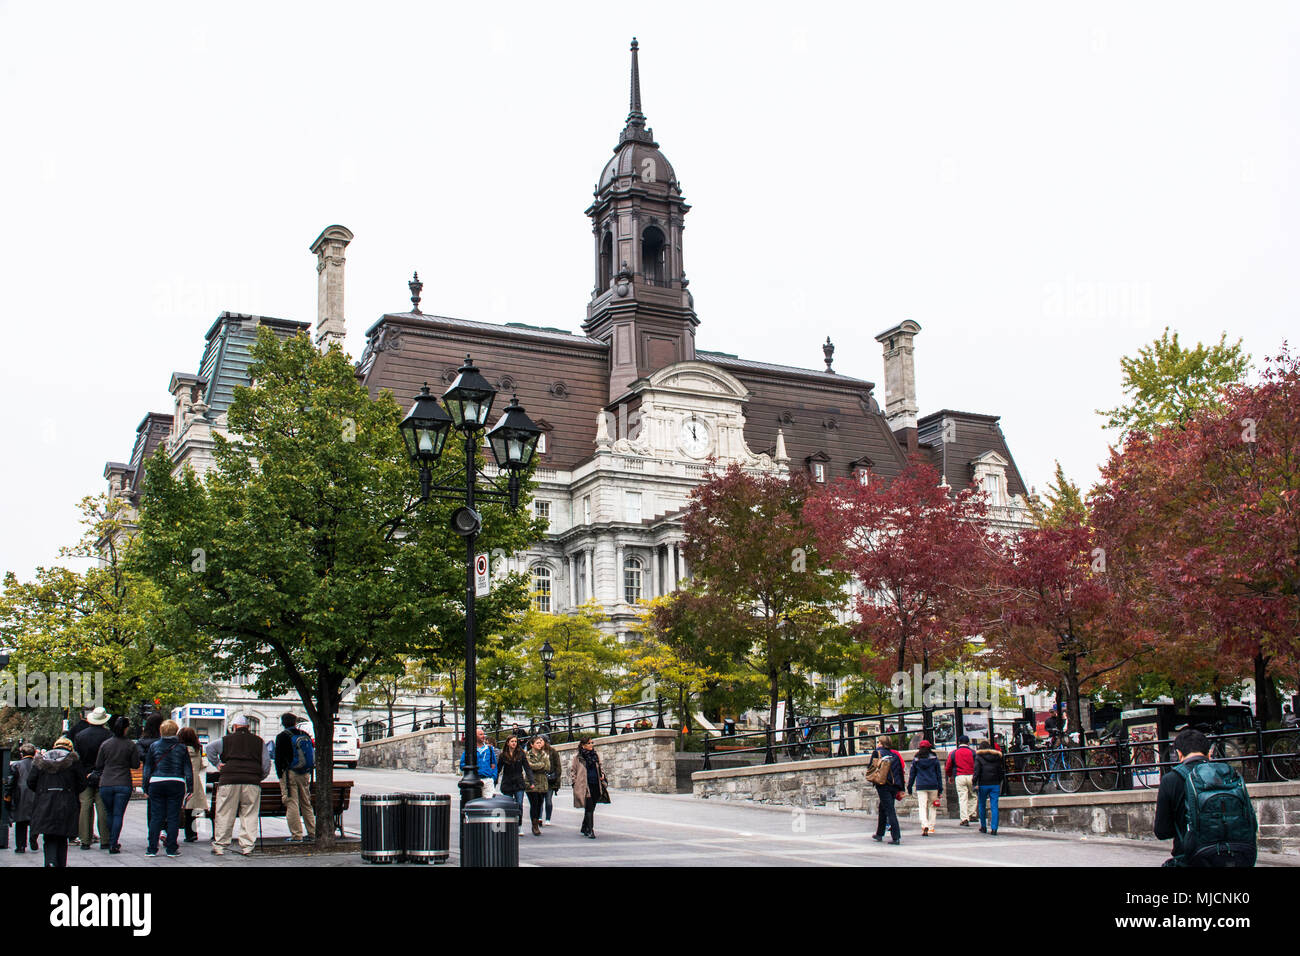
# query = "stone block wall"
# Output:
<box><xmin>554</xmin><ymin>730</ymin><xmax>678</xmax><ymax>794</ymax></box>
<box><xmin>1001</xmin><ymin>782</ymin><xmax>1300</xmax><ymax>856</ymax></box>
<box><xmin>358</xmin><ymin>726</ymin><xmax>455</xmax><ymax>774</ymax></box>
<box><xmin>692</xmin><ymin>752</ymin><xmax>937</xmax><ymax>819</ymax></box>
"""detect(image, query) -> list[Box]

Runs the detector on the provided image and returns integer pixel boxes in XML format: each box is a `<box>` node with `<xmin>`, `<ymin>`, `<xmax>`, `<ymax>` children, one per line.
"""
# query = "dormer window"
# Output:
<box><xmin>971</xmin><ymin>451</ymin><xmax>1011</xmax><ymax>508</ymax></box>
<box><xmin>813</xmin><ymin>463</ymin><xmax>826</xmax><ymax>483</ymax></box>
<box><xmin>850</xmin><ymin>456</ymin><xmax>874</xmax><ymax>487</ymax></box>
<box><xmin>806</xmin><ymin>451</ymin><xmax>831</xmax><ymax>484</ymax></box>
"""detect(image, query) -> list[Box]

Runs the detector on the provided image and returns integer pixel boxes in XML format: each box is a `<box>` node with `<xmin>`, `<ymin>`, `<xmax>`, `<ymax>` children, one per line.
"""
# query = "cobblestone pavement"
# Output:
<box><xmin>4</xmin><ymin>767</ymin><xmax>1295</xmax><ymax>868</ymax></box>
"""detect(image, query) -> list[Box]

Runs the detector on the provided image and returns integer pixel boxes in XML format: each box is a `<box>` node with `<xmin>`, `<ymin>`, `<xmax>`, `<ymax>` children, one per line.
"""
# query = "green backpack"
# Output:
<box><xmin>1171</xmin><ymin>759</ymin><xmax>1257</xmax><ymax>867</ymax></box>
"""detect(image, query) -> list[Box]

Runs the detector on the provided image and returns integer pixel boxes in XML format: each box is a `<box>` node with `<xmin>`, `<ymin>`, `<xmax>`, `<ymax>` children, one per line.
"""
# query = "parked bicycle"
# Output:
<box><xmin>1021</xmin><ymin>732</ymin><xmax>1085</xmax><ymax>794</ymax></box>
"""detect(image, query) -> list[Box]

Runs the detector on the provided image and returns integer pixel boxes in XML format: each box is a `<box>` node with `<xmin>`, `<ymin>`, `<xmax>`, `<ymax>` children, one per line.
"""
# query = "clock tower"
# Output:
<box><xmin>584</xmin><ymin>39</ymin><xmax>698</xmax><ymax>402</ymax></box>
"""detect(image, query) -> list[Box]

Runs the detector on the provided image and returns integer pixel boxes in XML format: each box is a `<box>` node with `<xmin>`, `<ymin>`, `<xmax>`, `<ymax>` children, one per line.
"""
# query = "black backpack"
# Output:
<box><xmin>1172</xmin><ymin>759</ymin><xmax>1257</xmax><ymax>867</ymax></box>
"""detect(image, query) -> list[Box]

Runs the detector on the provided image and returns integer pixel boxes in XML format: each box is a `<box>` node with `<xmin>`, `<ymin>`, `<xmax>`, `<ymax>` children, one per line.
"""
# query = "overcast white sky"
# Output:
<box><xmin>1</xmin><ymin>1</ymin><xmax>1296</xmax><ymax>581</ymax></box>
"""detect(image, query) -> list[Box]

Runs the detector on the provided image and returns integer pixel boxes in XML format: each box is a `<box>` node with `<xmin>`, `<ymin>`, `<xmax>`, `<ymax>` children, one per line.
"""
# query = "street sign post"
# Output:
<box><xmin>474</xmin><ymin>552</ymin><xmax>490</xmax><ymax>597</ymax></box>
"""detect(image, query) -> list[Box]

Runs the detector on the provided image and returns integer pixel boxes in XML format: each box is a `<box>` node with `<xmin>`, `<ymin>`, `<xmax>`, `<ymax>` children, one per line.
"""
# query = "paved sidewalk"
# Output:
<box><xmin>6</xmin><ymin>768</ymin><xmax>1292</xmax><ymax>867</ymax></box>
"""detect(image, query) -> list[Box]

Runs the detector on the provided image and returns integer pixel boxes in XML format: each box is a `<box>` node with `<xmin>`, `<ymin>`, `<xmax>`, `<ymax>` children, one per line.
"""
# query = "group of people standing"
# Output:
<box><xmin>867</xmin><ymin>734</ymin><xmax>1006</xmax><ymax>844</ymax></box>
<box><xmin>462</xmin><ymin>728</ymin><xmax>610</xmax><ymax>838</ymax></box>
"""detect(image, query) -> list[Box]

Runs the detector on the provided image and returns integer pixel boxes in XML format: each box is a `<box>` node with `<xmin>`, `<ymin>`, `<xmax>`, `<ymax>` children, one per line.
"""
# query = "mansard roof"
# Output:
<box><xmin>197</xmin><ymin>312</ymin><xmax>309</xmax><ymax>415</ymax></box>
<box><xmin>917</xmin><ymin>409</ymin><xmax>1029</xmax><ymax>498</ymax></box>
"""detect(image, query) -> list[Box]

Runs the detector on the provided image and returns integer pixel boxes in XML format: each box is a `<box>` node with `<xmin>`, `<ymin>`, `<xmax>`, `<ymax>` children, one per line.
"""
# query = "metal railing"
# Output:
<box><xmin>483</xmin><ymin>698</ymin><xmax>666</xmax><ymax>747</ymax></box>
<box><xmin>699</xmin><ymin>709</ymin><xmax>940</xmax><ymax>769</ymax></box>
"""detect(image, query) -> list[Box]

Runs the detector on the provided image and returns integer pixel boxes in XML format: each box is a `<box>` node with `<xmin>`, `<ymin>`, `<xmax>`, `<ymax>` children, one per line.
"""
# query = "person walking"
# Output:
<box><xmin>211</xmin><ymin>715</ymin><xmax>267</xmax><ymax>857</ymax></box>
<box><xmin>497</xmin><ymin>735</ymin><xmax>529</xmax><ymax>816</ymax></box>
<box><xmin>73</xmin><ymin>706</ymin><xmax>113</xmax><ymax>851</ymax></box>
<box><xmin>27</xmin><ymin>737</ymin><xmax>85</xmax><ymax>868</ymax></box>
<box><xmin>176</xmin><ymin>727</ymin><xmax>208</xmax><ymax>843</ymax></box>
<box><xmin>95</xmin><ymin>716</ymin><xmax>140</xmax><ymax>854</ymax></box>
<box><xmin>907</xmin><ymin>740</ymin><xmax>944</xmax><ymax>836</ymax></box>
<box><xmin>570</xmin><ymin>737</ymin><xmax>607</xmax><ymax>838</ymax></box>
<box><xmin>945</xmin><ymin>734</ymin><xmax>978</xmax><ymax>826</ymax></box>
<box><xmin>460</xmin><ymin>728</ymin><xmax>499</xmax><ymax>799</ymax></box>
<box><xmin>5</xmin><ymin>743</ymin><xmax>40</xmax><ymax>853</ymax></box>
<box><xmin>542</xmin><ymin>735</ymin><xmax>561</xmax><ymax>826</ymax></box>
<box><xmin>524</xmin><ymin>736</ymin><xmax>550</xmax><ymax>835</ymax></box>
<box><xmin>868</xmin><ymin>737</ymin><xmax>906</xmax><ymax>845</ymax></box>
<box><xmin>143</xmin><ymin>719</ymin><xmax>193</xmax><ymax>858</ymax></box>
<box><xmin>973</xmin><ymin>739</ymin><xmax>1005</xmax><ymax>835</ymax></box>
<box><xmin>274</xmin><ymin>713</ymin><xmax>316</xmax><ymax>844</ymax></box>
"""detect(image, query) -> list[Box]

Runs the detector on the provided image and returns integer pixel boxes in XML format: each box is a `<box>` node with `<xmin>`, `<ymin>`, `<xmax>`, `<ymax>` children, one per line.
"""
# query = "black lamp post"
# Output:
<box><xmin>399</xmin><ymin>355</ymin><xmax>540</xmax><ymax>860</ymax></box>
<box><xmin>540</xmin><ymin>639</ymin><xmax>555</xmax><ymax>726</ymax></box>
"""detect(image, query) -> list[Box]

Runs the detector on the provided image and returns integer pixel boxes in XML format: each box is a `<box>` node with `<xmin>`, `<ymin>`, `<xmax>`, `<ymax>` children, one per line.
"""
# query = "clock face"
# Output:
<box><xmin>678</xmin><ymin>417</ymin><xmax>710</xmax><ymax>457</ymax></box>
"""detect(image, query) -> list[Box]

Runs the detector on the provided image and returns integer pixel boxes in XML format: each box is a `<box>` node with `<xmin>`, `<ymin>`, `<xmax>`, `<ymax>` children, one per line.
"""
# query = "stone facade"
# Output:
<box><xmin>692</xmin><ymin>751</ymin><xmax>937</xmax><ymax>819</ymax></box>
<box><xmin>1001</xmin><ymin>782</ymin><xmax>1300</xmax><ymax>857</ymax></box>
<box><xmin>553</xmin><ymin>730</ymin><xmax>678</xmax><ymax>794</ymax></box>
<box><xmin>358</xmin><ymin>726</ymin><xmax>456</xmax><ymax>774</ymax></box>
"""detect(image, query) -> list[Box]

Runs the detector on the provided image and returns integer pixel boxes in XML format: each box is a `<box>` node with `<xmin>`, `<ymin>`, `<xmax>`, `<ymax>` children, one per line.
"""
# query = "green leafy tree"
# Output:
<box><xmin>1098</xmin><ymin>327</ymin><xmax>1250</xmax><ymax>436</ymax></box>
<box><xmin>130</xmin><ymin>330</ymin><xmax>539</xmax><ymax>844</ymax></box>
<box><xmin>0</xmin><ymin>494</ymin><xmax>206</xmax><ymax>718</ymax></box>
<box><xmin>1030</xmin><ymin>461</ymin><xmax>1087</xmax><ymax>527</ymax></box>
<box><xmin>621</xmin><ymin>596</ymin><xmax>732</xmax><ymax>729</ymax></box>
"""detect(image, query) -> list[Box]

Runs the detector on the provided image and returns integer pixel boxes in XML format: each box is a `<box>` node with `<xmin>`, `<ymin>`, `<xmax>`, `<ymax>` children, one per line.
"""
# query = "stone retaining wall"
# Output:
<box><xmin>692</xmin><ymin>751</ymin><xmax>936</xmax><ymax>819</ymax></box>
<box><xmin>358</xmin><ymin>726</ymin><xmax>456</xmax><ymax>774</ymax></box>
<box><xmin>554</xmin><ymin>730</ymin><xmax>678</xmax><ymax>794</ymax></box>
<box><xmin>1001</xmin><ymin>782</ymin><xmax>1300</xmax><ymax>855</ymax></box>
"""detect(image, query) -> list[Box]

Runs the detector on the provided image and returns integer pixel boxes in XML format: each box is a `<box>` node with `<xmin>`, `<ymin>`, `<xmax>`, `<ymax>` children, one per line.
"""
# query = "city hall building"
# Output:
<box><xmin>103</xmin><ymin>41</ymin><xmax>1033</xmax><ymax>721</ymax></box>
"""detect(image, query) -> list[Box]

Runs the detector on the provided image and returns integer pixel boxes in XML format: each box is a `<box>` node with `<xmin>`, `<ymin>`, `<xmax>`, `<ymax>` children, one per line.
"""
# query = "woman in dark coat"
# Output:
<box><xmin>27</xmin><ymin>737</ymin><xmax>86</xmax><ymax>868</ymax></box>
<box><xmin>5</xmin><ymin>743</ymin><xmax>39</xmax><ymax>853</ymax></box>
<box><xmin>569</xmin><ymin>737</ymin><xmax>607</xmax><ymax>839</ymax></box>
<box><xmin>907</xmin><ymin>740</ymin><xmax>944</xmax><ymax>837</ymax></box>
<box><xmin>95</xmin><ymin>716</ymin><xmax>140</xmax><ymax>854</ymax></box>
<box><xmin>972</xmin><ymin>740</ymin><xmax>1005</xmax><ymax>835</ymax></box>
<box><xmin>496</xmin><ymin>736</ymin><xmax>532</xmax><ymax>816</ymax></box>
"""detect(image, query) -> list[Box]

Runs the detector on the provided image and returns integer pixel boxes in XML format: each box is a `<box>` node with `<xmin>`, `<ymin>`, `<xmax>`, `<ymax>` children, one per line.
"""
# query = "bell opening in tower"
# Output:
<box><xmin>641</xmin><ymin>225</ymin><xmax>667</xmax><ymax>286</ymax></box>
<box><xmin>599</xmin><ymin>231</ymin><xmax>613</xmax><ymax>293</ymax></box>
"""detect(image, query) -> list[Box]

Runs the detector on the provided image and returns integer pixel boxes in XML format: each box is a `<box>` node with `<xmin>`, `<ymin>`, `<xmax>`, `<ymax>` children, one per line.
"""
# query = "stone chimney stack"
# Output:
<box><xmin>874</xmin><ymin>320</ymin><xmax>922</xmax><ymax>451</ymax></box>
<box><xmin>310</xmin><ymin>225</ymin><xmax>354</xmax><ymax>350</ymax></box>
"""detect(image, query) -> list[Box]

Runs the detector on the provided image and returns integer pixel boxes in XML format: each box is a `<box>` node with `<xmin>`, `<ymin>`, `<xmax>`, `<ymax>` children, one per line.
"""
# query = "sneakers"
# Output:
<box><xmin>285</xmin><ymin>837</ymin><xmax>305</xmax><ymax>844</ymax></box>
<box><xmin>889</xmin><ymin>838</ymin><xmax>901</xmax><ymax>845</ymax></box>
<box><xmin>979</xmin><ymin>826</ymin><xmax>987</xmax><ymax>833</ymax></box>
<box><xmin>990</xmin><ymin>829</ymin><xmax>998</xmax><ymax>836</ymax></box>
<box><xmin>166</xmin><ymin>850</ymin><xmax>181</xmax><ymax>858</ymax></box>
<box><xmin>145</xmin><ymin>849</ymin><xmax>158</xmax><ymax>857</ymax></box>
<box><xmin>110</xmin><ymin>846</ymin><xmax>121</xmax><ymax>855</ymax></box>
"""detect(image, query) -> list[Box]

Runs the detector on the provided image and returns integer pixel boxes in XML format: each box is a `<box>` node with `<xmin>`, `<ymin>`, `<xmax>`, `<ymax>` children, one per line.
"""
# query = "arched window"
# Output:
<box><xmin>599</xmin><ymin>231</ymin><xmax>613</xmax><ymax>293</ymax></box>
<box><xmin>623</xmin><ymin>556</ymin><xmax>643</xmax><ymax>604</ymax></box>
<box><xmin>531</xmin><ymin>564</ymin><xmax>553</xmax><ymax>612</ymax></box>
<box><xmin>641</xmin><ymin>226</ymin><xmax>667</xmax><ymax>286</ymax></box>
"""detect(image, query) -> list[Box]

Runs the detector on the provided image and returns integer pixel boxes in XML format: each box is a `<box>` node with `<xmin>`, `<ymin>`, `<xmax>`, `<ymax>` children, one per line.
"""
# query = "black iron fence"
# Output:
<box><xmin>360</xmin><ymin>703</ymin><xmax>450</xmax><ymax>743</ymax></box>
<box><xmin>484</xmin><ymin>698</ymin><xmax>666</xmax><ymax>747</ymax></box>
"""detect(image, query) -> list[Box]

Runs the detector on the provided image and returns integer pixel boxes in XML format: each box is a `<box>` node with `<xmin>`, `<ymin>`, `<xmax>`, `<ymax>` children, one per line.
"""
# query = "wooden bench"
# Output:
<box><xmin>205</xmin><ymin>777</ymin><xmax>353</xmax><ymax>845</ymax></box>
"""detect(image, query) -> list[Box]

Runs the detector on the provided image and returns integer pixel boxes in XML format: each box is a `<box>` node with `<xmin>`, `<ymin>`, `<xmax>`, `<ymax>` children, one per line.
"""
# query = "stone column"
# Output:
<box><xmin>584</xmin><ymin>549</ymin><xmax>594</xmax><ymax>604</ymax></box>
<box><xmin>568</xmin><ymin>553</ymin><xmax>577</xmax><ymax>608</ymax></box>
<box><xmin>650</xmin><ymin>545</ymin><xmax>660</xmax><ymax>598</ymax></box>
<box><xmin>615</xmin><ymin>544</ymin><xmax>625</xmax><ymax>604</ymax></box>
<box><xmin>309</xmin><ymin>225</ymin><xmax>354</xmax><ymax>350</ymax></box>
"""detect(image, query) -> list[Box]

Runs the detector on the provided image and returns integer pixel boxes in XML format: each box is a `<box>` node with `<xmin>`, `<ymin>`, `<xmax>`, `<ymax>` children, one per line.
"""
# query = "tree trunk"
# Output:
<box><xmin>1065</xmin><ymin>655</ymin><xmax>1083</xmax><ymax>745</ymax></box>
<box><xmin>767</xmin><ymin>668</ymin><xmax>779</xmax><ymax>743</ymax></box>
<box><xmin>1254</xmin><ymin>653</ymin><xmax>1276</xmax><ymax>726</ymax></box>
<box><xmin>314</xmin><ymin>672</ymin><xmax>336</xmax><ymax>849</ymax></box>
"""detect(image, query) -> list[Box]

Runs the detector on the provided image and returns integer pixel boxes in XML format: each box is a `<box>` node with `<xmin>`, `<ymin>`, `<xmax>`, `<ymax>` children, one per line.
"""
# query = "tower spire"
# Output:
<box><xmin>627</xmin><ymin>37</ymin><xmax>645</xmax><ymax>128</ymax></box>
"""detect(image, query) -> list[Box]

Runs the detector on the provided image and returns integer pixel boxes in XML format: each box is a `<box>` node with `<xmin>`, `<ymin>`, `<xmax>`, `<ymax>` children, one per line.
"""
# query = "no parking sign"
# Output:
<box><xmin>474</xmin><ymin>553</ymin><xmax>490</xmax><ymax>597</ymax></box>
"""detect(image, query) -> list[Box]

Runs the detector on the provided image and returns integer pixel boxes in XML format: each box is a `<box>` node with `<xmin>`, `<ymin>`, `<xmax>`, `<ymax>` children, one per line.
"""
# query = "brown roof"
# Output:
<box><xmin>917</xmin><ymin>409</ymin><xmax>1029</xmax><ymax>498</ymax></box>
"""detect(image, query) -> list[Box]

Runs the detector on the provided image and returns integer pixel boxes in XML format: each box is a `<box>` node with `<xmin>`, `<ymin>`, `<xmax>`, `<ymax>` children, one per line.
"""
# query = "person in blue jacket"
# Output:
<box><xmin>907</xmin><ymin>740</ymin><xmax>944</xmax><ymax>836</ymax></box>
<box><xmin>460</xmin><ymin>728</ymin><xmax>499</xmax><ymax>798</ymax></box>
<box><xmin>869</xmin><ymin>737</ymin><xmax>906</xmax><ymax>845</ymax></box>
<box><xmin>142</xmin><ymin>719</ymin><xmax>194</xmax><ymax>858</ymax></box>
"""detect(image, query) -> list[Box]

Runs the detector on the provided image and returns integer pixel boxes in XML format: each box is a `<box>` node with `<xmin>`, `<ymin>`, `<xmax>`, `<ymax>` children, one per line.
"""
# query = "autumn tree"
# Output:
<box><xmin>1092</xmin><ymin>347</ymin><xmax>1300</xmax><ymax>725</ymax></box>
<box><xmin>130</xmin><ymin>330</ymin><xmax>539</xmax><ymax>844</ymax></box>
<box><xmin>1030</xmin><ymin>461</ymin><xmax>1087</xmax><ymax>528</ymax></box>
<box><xmin>678</xmin><ymin>465</ymin><xmax>848</xmax><ymax>733</ymax></box>
<box><xmin>803</xmin><ymin>461</ymin><xmax>993</xmax><ymax>689</ymax></box>
<box><xmin>1098</xmin><ymin>327</ymin><xmax>1249</xmax><ymax>436</ymax></box>
<box><xmin>981</xmin><ymin>516</ymin><xmax>1151</xmax><ymax>738</ymax></box>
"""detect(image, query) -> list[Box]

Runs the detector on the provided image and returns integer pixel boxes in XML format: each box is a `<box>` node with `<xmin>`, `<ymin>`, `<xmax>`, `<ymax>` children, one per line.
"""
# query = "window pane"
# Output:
<box><xmin>531</xmin><ymin>565</ymin><xmax>552</xmax><ymax>612</ymax></box>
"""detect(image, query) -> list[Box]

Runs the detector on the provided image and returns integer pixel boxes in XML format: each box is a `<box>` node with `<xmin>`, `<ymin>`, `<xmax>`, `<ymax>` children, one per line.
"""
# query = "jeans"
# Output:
<box><xmin>505</xmin><ymin>789</ymin><xmax>524</xmax><ymax>814</ymax></box>
<box><xmin>147</xmin><ymin>781</ymin><xmax>185</xmax><ymax>853</ymax></box>
<box><xmin>544</xmin><ymin>788</ymin><xmax>554</xmax><ymax>821</ymax></box>
<box><xmin>44</xmin><ymin>836</ymin><xmax>69</xmax><ymax>867</ymax></box>
<box><xmin>99</xmin><ymin>785</ymin><xmax>132</xmax><ymax>848</ymax></box>
<box><xmin>978</xmin><ymin>785</ymin><xmax>1000</xmax><ymax>831</ymax></box>
<box><xmin>526</xmin><ymin>791</ymin><xmax>546</xmax><ymax>823</ymax></box>
<box><xmin>874</xmin><ymin>785</ymin><xmax>900</xmax><ymax>841</ymax></box>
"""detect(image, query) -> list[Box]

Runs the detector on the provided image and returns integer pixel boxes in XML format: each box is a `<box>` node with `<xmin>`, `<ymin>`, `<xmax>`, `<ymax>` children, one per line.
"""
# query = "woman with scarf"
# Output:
<box><xmin>496</xmin><ymin>735</ymin><xmax>530</xmax><ymax>817</ymax></box>
<box><xmin>27</xmin><ymin>737</ymin><xmax>86</xmax><ymax>867</ymax></box>
<box><xmin>569</xmin><ymin>737</ymin><xmax>608</xmax><ymax>838</ymax></box>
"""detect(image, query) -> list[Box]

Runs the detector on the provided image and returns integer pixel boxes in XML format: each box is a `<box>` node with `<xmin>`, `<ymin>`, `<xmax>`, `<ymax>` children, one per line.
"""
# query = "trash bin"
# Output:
<box><xmin>722</xmin><ymin>718</ymin><xmax>736</xmax><ymax>736</ymax></box>
<box><xmin>461</xmin><ymin>794</ymin><xmax>521</xmax><ymax>868</ymax></box>
<box><xmin>0</xmin><ymin>746</ymin><xmax>10</xmax><ymax>850</ymax></box>
<box><xmin>403</xmin><ymin>792</ymin><xmax>450</xmax><ymax>864</ymax></box>
<box><xmin>360</xmin><ymin>793</ymin><xmax>405</xmax><ymax>863</ymax></box>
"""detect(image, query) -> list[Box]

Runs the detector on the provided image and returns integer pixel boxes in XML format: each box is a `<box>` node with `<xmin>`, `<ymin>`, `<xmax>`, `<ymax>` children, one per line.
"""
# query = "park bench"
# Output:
<box><xmin>205</xmin><ymin>776</ymin><xmax>353</xmax><ymax>846</ymax></box>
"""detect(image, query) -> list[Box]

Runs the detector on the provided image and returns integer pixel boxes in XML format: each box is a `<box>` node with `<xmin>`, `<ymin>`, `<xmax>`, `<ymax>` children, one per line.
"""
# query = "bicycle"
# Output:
<box><xmin>1084</xmin><ymin>730</ymin><xmax>1121</xmax><ymax>792</ymax></box>
<box><xmin>1267</xmin><ymin>729</ymin><xmax>1300</xmax><ymax>781</ymax></box>
<box><xmin>1021</xmin><ymin>734</ymin><xmax>1085</xmax><ymax>794</ymax></box>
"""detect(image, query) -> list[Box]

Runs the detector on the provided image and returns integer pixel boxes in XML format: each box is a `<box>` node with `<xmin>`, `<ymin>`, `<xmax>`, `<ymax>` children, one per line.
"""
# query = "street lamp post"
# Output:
<box><xmin>399</xmin><ymin>356</ymin><xmax>541</xmax><ymax>860</ymax></box>
<box><xmin>540</xmin><ymin>640</ymin><xmax>555</xmax><ymax>727</ymax></box>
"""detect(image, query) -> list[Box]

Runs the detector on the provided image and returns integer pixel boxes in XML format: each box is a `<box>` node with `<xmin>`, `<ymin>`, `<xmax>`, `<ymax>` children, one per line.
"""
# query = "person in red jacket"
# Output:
<box><xmin>945</xmin><ymin>735</ymin><xmax>978</xmax><ymax>825</ymax></box>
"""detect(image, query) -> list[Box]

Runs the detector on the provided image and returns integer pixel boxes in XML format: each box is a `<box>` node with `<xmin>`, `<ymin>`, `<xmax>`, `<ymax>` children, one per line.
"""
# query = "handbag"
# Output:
<box><xmin>597</xmin><ymin>775</ymin><xmax>611</xmax><ymax>804</ymax></box>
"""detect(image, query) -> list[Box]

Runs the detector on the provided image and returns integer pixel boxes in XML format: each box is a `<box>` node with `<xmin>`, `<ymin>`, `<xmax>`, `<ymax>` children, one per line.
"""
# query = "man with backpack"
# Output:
<box><xmin>275</xmin><ymin>713</ymin><xmax>316</xmax><ymax>844</ymax></box>
<box><xmin>867</xmin><ymin>736</ymin><xmax>906</xmax><ymax>845</ymax></box>
<box><xmin>1154</xmin><ymin>728</ymin><xmax>1257</xmax><ymax>867</ymax></box>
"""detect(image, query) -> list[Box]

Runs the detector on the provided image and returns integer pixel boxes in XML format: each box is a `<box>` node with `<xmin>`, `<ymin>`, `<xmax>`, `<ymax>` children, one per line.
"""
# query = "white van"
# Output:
<box><xmin>294</xmin><ymin>719</ymin><xmax>359</xmax><ymax>769</ymax></box>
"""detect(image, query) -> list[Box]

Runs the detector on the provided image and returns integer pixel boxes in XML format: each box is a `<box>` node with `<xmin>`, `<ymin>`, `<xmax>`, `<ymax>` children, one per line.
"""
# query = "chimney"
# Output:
<box><xmin>874</xmin><ymin>320</ymin><xmax>922</xmax><ymax>451</ymax></box>
<box><xmin>310</xmin><ymin>225</ymin><xmax>354</xmax><ymax>350</ymax></box>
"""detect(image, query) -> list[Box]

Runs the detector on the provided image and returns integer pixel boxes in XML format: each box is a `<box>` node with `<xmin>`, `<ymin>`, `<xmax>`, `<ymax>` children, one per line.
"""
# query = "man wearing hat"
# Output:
<box><xmin>211</xmin><ymin>715</ymin><xmax>267</xmax><ymax>856</ymax></box>
<box><xmin>73</xmin><ymin>706</ymin><xmax>113</xmax><ymax>850</ymax></box>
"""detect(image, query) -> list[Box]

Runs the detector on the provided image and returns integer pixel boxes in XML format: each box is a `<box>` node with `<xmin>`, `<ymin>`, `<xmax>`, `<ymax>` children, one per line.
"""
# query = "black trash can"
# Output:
<box><xmin>360</xmin><ymin>793</ymin><xmax>405</xmax><ymax>863</ymax></box>
<box><xmin>403</xmin><ymin>792</ymin><xmax>450</xmax><ymax>864</ymax></box>
<box><xmin>461</xmin><ymin>795</ymin><xmax>521</xmax><ymax>868</ymax></box>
